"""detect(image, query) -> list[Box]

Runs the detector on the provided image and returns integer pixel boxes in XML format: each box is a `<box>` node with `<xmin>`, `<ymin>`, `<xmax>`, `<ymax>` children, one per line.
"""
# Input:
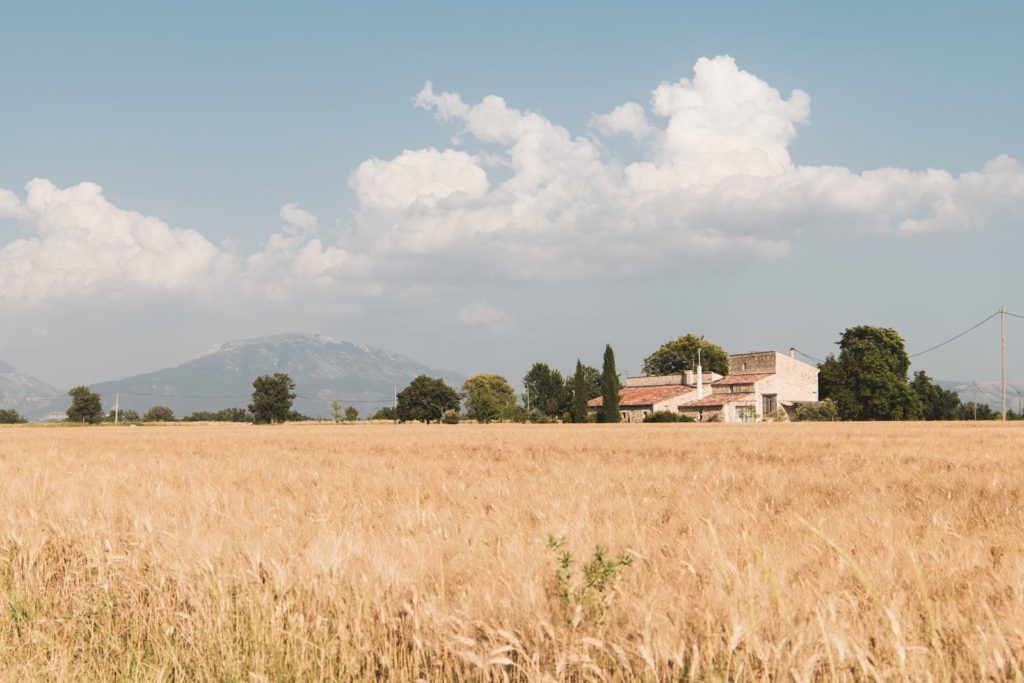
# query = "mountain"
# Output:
<box><xmin>78</xmin><ymin>333</ymin><xmax>464</xmax><ymax>420</ymax></box>
<box><xmin>0</xmin><ymin>360</ymin><xmax>63</xmax><ymax>419</ymax></box>
<box><xmin>937</xmin><ymin>379</ymin><xmax>1024</xmax><ymax>412</ymax></box>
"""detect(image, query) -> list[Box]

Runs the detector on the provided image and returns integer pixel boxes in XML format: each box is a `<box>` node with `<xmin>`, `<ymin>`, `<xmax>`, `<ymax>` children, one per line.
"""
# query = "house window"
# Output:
<box><xmin>736</xmin><ymin>406</ymin><xmax>756</xmax><ymax>423</ymax></box>
<box><xmin>763</xmin><ymin>394</ymin><xmax>777</xmax><ymax>414</ymax></box>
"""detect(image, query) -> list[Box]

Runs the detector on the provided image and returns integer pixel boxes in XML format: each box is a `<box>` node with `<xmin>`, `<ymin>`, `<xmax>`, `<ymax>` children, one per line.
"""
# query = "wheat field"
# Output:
<box><xmin>1</xmin><ymin>422</ymin><xmax>1022</xmax><ymax>681</ymax></box>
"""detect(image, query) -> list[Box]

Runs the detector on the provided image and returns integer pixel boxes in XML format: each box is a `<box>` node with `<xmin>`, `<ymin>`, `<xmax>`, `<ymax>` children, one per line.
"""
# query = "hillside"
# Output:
<box><xmin>0</xmin><ymin>360</ymin><xmax>62</xmax><ymax>418</ymax></box>
<box><xmin>32</xmin><ymin>334</ymin><xmax>463</xmax><ymax>420</ymax></box>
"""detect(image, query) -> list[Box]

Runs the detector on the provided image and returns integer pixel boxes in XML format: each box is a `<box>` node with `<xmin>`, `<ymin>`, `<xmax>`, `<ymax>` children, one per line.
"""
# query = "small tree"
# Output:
<box><xmin>108</xmin><ymin>408</ymin><xmax>140</xmax><ymax>423</ymax></box>
<box><xmin>344</xmin><ymin>406</ymin><xmax>359</xmax><ymax>422</ymax></box>
<box><xmin>396</xmin><ymin>376</ymin><xmax>460</xmax><ymax>423</ymax></box>
<box><xmin>143</xmin><ymin>405</ymin><xmax>175</xmax><ymax>422</ymax></box>
<box><xmin>67</xmin><ymin>386</ymin><xmax>103</xmax><ymax>424</ymax></box>
<box><xmin>372</xmin><ymin>406</ymin><xmax>396</xmax><ymax>421</ymax></box>
<box><xmin>522</xmin><ymin>363</ymin><xmax>567</xmax><ymax>418</ymax></box>
<box><xmin>643</xmin><ymin>334</ymin><xmax>729</xmax><ymax>377</ymax></box>
<box><xmin>330</xmin><ymin>400</ymin><xmax>344</xmax><ymax>423</ymax></box>
<box><xmin>0</xmin><ymin>409</ymin><xmax>27</xmax><ymax>424</ymax></box>
<box><xmin>462</xmin><ymin>374</ymin><xmax>517</xmax><ymax>423</ymax></box>
<box><xmin>570</xmin><ymin>360</ymin><xmax>591</xmax><ymax>423</ymax></box>
<box><xmin>600</xmin><ymin>344</ymin><xmax>621</xmax><ymax>423</ymax></box>
<box><xmin>249</xmin><ymin>373</ymin><xmax>297</xmax><ymax>424</ymax></box>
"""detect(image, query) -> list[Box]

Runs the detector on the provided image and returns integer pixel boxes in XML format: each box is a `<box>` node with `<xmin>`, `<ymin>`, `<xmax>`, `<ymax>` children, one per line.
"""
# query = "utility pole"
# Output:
<box><xmin>973</xmin><ymin>382</ymin><xmax>978</xmax><ymax>421</ymax></box>
<box><xmin>1001</xmin><ymin>305</ymin><xmax>1007</xmax><ymax>421</ymax></box>
<box><xmin>114</xmin><ymin>392</ymin><xmax>120</xmax><ymax>426</ymax></box>
<box><xmin>393</xmin><ymin>384</ymin><xmax>398</xmax><ymax>424</ymax></box>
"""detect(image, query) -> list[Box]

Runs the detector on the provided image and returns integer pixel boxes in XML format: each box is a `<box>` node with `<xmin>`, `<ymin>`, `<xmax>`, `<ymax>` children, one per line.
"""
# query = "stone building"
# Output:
<box><xmin>588</xmin><ymin>350</ymin><xmax>818</xmax><ymax>423</ymax></box>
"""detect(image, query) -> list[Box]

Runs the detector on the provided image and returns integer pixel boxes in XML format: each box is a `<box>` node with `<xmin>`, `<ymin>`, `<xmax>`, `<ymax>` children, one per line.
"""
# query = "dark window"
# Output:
<box><xmin>763</xmin><ymin>394</ymin><xmax>777</xmax><ymax>414</ymax></box>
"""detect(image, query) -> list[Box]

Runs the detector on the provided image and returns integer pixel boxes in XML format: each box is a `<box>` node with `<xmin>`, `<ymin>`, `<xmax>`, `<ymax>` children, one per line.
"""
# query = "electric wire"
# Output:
<box><xmin>908</xmin><ymin>310</ymin><xmax>1000</xmax><ymax>358</ymax></box>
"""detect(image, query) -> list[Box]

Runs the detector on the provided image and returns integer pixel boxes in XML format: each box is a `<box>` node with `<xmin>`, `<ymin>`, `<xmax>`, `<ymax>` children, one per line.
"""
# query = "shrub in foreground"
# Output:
<box><xmin>643</xmin><ymin>411</ymin><xmax>695</xmax><ymax>423</ymax></box>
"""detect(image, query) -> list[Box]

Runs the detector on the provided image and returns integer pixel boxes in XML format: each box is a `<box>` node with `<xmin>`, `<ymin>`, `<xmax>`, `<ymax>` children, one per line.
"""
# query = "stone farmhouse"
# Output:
<box><xmin>588</xmin><ymin>350</ymin><xmax>819</xmax><ymax>423</ymax></box>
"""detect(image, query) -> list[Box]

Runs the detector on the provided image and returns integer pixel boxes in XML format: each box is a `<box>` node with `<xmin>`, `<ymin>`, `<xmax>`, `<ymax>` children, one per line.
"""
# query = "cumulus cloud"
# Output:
<box><xmin>349</xmin><ymin>55</ymin><xmax>1024</xmax><ymax>277</ymax></box>
<box><xmin>0</xmin><ymin>180</ymin><xmax>366</xmax><ymax>306</ymax></box>
<box><xmin>458</xmin><ymin>302</ymin><xmax>512</xmax><ymax>332</ymax></box>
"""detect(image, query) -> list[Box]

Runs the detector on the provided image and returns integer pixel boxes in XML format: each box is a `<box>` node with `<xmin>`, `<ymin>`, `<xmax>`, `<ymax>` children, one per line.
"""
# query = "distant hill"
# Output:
<box><xmin>0</xmin><ymin>360</ymin><xmax>63</xmax><ymax>419</ymax></box>
<box><xmin>29</xmin><ymin>334</ymin><xmax>464</xmax><ymax>420</ymax></box>
<box><xmin>937</xmin><ymin>379</ymin><xmax>1024</xmax><ymax>412</ymax></box>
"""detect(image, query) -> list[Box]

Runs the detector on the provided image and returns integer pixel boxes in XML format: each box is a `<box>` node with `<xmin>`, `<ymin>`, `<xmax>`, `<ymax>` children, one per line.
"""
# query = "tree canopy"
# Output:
<box><xmin>67</xmin><ymin>386</ymin><xmax>103</xmax><ymax>424</ymax></box>
<box><xmin>910</xmin><ymin>371</ymin><xmax>962</xmax><ymax>420</ymax></box>
<box><xmin>143</xmin><ymin>405</ymin><xmax>175</xmax><ymax>422</ymax></box>
<box><xmin>0</xmin><ymin>409</ymin><xmax>27</xmax><ymax>424</ymax></box>
<box><xmin>522</xmin><ymin>363</ymin><xmax>567</xmax><ymax>417</ymax></box>
<box><xmin>643</xmin><ymin>334</ymin><xmax>730</xmax><ymax>377</ymax></box>
<box><xmin>569</xmin><ymin>360</ymin><xmax>600</xmax><ymax>423</ymax></box>
<box><xmin>819</xmin><ymin>326</ymin><xmax>922</xmax><ymax>421</ymax></box>
<box><xmin>249</xmin><ymin>373</ymin><xmax>297</xmax><ymax>424</ymax></box>
<box><xmin>396</xmin><ymin>375</ymin><xmax>460</xmax><ymax>423</ymax></box>
<box><xmin>462</xmin><ymin>374</ymin><xmax>517</xmax><ymax>423</ymax></box>
<box><xmin>601</xmin><ymin>344</ymin><xmax>621</xmax><ymax>423</ymax></box>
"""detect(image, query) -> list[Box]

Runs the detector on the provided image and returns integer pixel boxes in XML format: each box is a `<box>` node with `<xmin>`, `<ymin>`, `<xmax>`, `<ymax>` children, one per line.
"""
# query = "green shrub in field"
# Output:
<box><xmin>546</xmin><ymin>535</ymin><xmax>632</xmax><ymax>627</ymax></box>
<box><xmin>643</xmin><ymin>411</ymin><xmax>695</xmax><ymax>423</ymax></box>
<box><xmin>795</xmin><ymin>399</ymin><xmax>840</xmax><ymax>422</ymax></box>
<box><xmin>441</xmin><ymin>409</ymin><xmax>460</xmax><ymax>424</ymax></box>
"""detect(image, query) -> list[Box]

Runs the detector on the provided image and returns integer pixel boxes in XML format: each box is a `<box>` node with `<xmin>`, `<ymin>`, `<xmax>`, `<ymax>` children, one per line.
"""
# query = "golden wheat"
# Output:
<box><xmin>1</xmin><ymin>422</ymin><xmax>1023</xmax><ymax>680</ymax></box>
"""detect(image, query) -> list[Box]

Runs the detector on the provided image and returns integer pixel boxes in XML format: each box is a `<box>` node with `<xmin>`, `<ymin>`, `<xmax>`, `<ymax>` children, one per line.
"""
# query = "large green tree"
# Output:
<box><xmin>818</xmin><ymin>326</ymin><xmax>923</xmax><ymax>421</ymax></box>
<box><xmin>642</xmin><ymin>334</ymin><xmax>730</xmax><ymax>377</ymax></box>
<box><xmin>522</xmin><ymin>363</ymin><xmax>567</xmax><ymax>417</ymax></box>
<box><xmin>910</xmin><ymin>371</ymin><xmax>962</xmax><ymax>420</ymax></box>
<box><xmin>249</xmin><ymin>373</ymin><xmax>297</xmax><ymax>424</ymax></box>
<box><xmin>143</xmin><ymin>405</ymin><xmax>175</xmax><ymax>422</ymax></box>
<box><xmin>66</xmin><ymin>386</ymin><xmax>103</xmax><ymax>424</ymax></box>
<box><xmin>396</xmin><ymin>375</ymin><xmax>460</xmax><ymax>423</ymax></box>
<box><xmin>601</xmin><ymin>344</ymin><xmax>621</xmax><ymax>423</ymax></box>
<box><xmin>462</xmin><ymin>374</ymin><xmax>517</xmax><ymax>423</ymax></box>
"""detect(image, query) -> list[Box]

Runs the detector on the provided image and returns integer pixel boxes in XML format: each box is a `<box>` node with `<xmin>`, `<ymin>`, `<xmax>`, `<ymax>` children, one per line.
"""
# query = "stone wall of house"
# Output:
<box><xmin>773</xmin><ymin>353</ymin><xmax>819</xmax><ymax>403</ymax></box>
<box><xmin>728</xmin><ymin>351</ymin><xmax>778</xmax><ymax>374</ymax></box>
<box><xmin>626</xmin><ymin>374</ymin><xmax>684</xmax><ymax>388</ymax></box>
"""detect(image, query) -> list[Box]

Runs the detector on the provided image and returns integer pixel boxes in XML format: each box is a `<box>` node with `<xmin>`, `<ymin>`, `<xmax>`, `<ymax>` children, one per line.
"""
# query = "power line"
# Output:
<box><xmin>91</xmin><ymin>390</ymin><xmax>392</xmax><ymax>404</ymax></box>
<box><xmin>908</xmin><ymin>310</ymin><xmax>1000</xmax><ymax>359</ymax></box>
<box><xmin>1005</xmin><ymin>310</ymin><xmax>1024</xmax><ymax>321</ymax></box>
<box><xmin>791</xmin><ymin>348</ymin><xmax>823</xmax><ymax>364</ymax></box>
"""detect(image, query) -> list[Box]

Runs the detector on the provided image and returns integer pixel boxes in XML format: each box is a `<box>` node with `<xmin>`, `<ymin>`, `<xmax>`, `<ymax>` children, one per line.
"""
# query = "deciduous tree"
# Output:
<box><xmin>249</xmin><ymin>373</ymin><xmax>297</xmax><ymax>424</ymax></box>
<box><xmin>643</xmin><ymin>334</ymin><xmax>729</xmax><ymax>376</ymax></box>
<box><xmin>143</xmin><ymin>405</ymin><xmax>175</xmax><ymax>422</ymax></box>
<box><xmin>462</xmin><ymin>374</ymin><xmax>516</xmax><ymax>423</ymax></box>
<box><xmin>67</xmin><ymin>386</ymin><xmax>103</xmax><ymax>424</ymax></box>
<box><xmin>522</xmin><ymin>363</ymin><xmax>567</xmax><ymax>418</ymax></box>
<box><xmin>396</xmin><ymin>375</ymin><xmax>459</xmax><ymax>423</ymax></box>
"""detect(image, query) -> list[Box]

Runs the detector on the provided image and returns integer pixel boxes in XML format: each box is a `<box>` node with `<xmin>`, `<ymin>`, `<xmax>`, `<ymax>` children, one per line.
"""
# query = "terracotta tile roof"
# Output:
<box><xmin>682</xmin><ymin>392</ymin><xmax>755</xmax><ymax>407</ymax></box>
<box><xmin>712</xmin><ymin>373</ymin><xmax>773</xmax><ymax>386</ymax></box>
<box><xmin>588</xmin><ymin>385</ymin><xmax>694</xmax><ymax>408</ymax></box>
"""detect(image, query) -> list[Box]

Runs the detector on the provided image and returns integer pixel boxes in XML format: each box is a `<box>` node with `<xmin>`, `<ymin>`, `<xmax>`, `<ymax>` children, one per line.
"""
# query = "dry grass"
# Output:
<box><xmin>1</xmin><ymin>422</ymin><xmax>1023</xmax><ymax>680</ymax></box>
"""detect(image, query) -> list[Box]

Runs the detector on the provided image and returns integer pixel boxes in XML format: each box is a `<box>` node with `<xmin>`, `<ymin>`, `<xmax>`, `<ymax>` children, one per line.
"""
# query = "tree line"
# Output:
<box><xmin>2</xmin><ymin>327</ymin><xmax>1017</xmax><ymax>425</ymax></box>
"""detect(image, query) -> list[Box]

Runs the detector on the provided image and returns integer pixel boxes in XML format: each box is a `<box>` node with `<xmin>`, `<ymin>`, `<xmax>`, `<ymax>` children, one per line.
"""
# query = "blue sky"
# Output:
<box><xmin>1</xmin><ymin>1</ymin><xmax>1023</xmax><ymax>389</ymax></box>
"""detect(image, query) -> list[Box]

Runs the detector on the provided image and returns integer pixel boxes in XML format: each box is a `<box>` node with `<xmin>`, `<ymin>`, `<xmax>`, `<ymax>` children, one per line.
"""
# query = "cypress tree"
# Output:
<box><xmin>571</xmin><ymin>359</ymin><xmax>589</xmax><ymax>423</ymax></box>
<box><xmin>601</xmin><ymin>344</ymin><xmax>621</xmax><ymax>423</ymax></box>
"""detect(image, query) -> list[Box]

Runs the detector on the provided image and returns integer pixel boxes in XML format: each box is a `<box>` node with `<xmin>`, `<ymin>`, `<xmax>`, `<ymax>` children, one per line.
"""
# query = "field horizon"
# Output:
<box><xmin>2</xmin><ymin>422</ymin><xmax>1023</xmax><ymax>680</ymax></box>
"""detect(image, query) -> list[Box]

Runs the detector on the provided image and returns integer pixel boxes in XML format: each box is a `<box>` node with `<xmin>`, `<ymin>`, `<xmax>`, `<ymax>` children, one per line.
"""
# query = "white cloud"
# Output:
<box><xmin>349</xmin><ymin>55</ymin><xmax>1024</xmax><ymax>277</ymax></box>
<box><xmin>458</xmin><ymin>302</ymin><xmax>512</xmax><ymax>332</ymax></box>
<box><xmin>0</xmin><ymin>181</ymin><xmax>367</xmax><ymax>306</ymax></box>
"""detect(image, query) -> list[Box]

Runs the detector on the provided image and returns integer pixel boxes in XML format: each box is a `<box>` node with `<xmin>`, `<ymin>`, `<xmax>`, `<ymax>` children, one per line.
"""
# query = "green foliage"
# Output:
<box><xmin>107</xmin><ymin>408</ymin><xmax>140</xmax><ymax>423</ymax></box>
<box><xmin>956</xmin><ymin>402</ymin><xmax>998</xmax><ymax>420</ymax></box>
<box><xmin>600</xmin><ymin>344</ymin><xmax>621</xmax><ymax>423</ymax></box>
<box><xmin>66</xmin><ymin>386</ymin><xmax>103</xmax><ymax>424</ymax></box>
<box><xmin>396</xmin><ymin>375</ymin><xmax>460</xmax><ymax>423</ymax></box>
<box><xmin>462</xmin><ymin>374</ymin><xmax>517</xmax><ymax>422</ymax></box>
<box><xmin>523</xmin><ymin>363</ymin><xmax>567</xmax><ymax>417</ymax></box>
<box><xmin>546</xmin><ymin>535</ymin><xmax>632</xmax><ymax>626</ymax></box>
<box><xmin>0</xmin><ymin>408</ymin><xmax>27</xmax><ymax>424</ymax></box>
<box><xmin>330</xmin><ymin>400</ymin><xmax>344</xmax><ymax>423</ymax></box>
<box><xmin>794</xmin><ymin>399</ymin><xmax>839</xmax><ymax>422</ymax></box>
<box><xmin>143</xmin><ymin>405</ymin><xmax>175</xmax><ymax>422</ymax></box>
<box><xmin>643</xmin><ymin>334</ymin><xmax>729</xmax><ymax>377</ymax></box>
<box><xmin>371</xmin><ymin>406</ymin><xmax>396</xmax><ymax>421</ymax></box>
<box><xmin>183</xmin><ymin>407</ymin><xmax>252</xmax><ymax>422</ymax></box>
<box><xmin>441</xmin><ymin>409</ymin><xmax>460</xmax><ymax>424</ymax></box>
<box><xmin>643</xmin><ymin>410</ymin><xmax>695</xmax><ymax>423</ymax></box>
<box><xmin>344</xmin><ymin>406</ymin><xmax>359</xmax><ymax>421</ymax></box>
<box><xmin>569</xmin><ymin>360</ymin><xmax>600</xmax><ymax>423</ymax></box>
<box><xmin>248</xmin><ymin>373</ymin><xmax>297</xmax><ymax>424</ymax></box>
<box><xmin>910</xmin><ymin>371</ymin><xmax>962</xmax><ymax>420</ymax></box>
<box><xmin>286</xmin><ymin>410</ymin><xmax>313</xmax><ymax>422</ymax></box>
<box><xmin>819</xmin><ymin>326</ymin><xmax>923</xmax><ymax>421</ymax></box>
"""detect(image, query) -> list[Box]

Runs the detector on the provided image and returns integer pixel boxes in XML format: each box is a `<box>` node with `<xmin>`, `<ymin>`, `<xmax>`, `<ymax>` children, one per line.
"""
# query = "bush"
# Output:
<box><xmin>143</xmin><ymin>405</ymin><xmax>175</xmax><ymax>422</ymax></box>
<box><xmin>765</xmin><ymin>408</ymin><xmax>788</xmax><ymax>422</ymax></box>
<box><xmin>546</xmin><ymin>535</ymin><xmax>632</xmax><ymax>626</ymax></box>
<box><xmin>795</xmin><ymin>399</ymin><xmax>840</xmax><ymax>422</ymax></box>
<box><xmin>182</xmin><ymin>408</ymin><xmax>252</xmax><ymax>422</ymax></box>
<box><xmin>643</xmin><ymin>411</ymin><xmax>694</xmax><ymax>423</ymax></box>
<box><xmin>371</xmin><ymin>406</ymin><xmax>396</xmax><ymax>421</ymax></box>
<box><xmin>0</xmin><ymin>408</ymin><xmax>27</xmax><ymax>424</ymax></box>
<box><xmin>441</xmin><ymin>409</ymin><xmax>460</xmax><ymax>424</ymax></box>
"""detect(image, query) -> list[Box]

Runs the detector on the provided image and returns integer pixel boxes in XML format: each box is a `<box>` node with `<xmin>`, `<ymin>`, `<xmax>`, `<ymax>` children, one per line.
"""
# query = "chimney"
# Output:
<box><xmin>696</xmin><ymin>364</ymin><xmax>704</xmax><ymax>400</ymax></box>
<box><xmin>684</xmin><ymin>370</ymin><xmax>694</xmax><ymax>386</ymax></box>
<box><xmin>789</xmin><ymin>347</ymin><xmax>796</xmax><ymax>359</ymax></box>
